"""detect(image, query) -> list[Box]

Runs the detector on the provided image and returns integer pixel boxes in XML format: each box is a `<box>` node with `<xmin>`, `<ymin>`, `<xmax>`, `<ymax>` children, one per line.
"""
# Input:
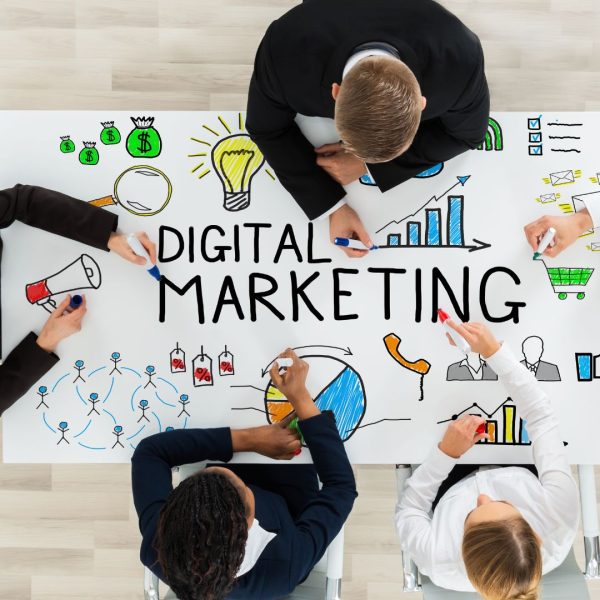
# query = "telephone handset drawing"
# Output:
<box><xmin>383</xmin><ymin>333</ymin><xmax>431</xmax><ymax>375</ymax></box>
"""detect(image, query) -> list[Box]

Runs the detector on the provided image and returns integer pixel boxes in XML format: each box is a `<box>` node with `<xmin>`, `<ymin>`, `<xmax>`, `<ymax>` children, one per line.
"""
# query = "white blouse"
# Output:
<box><xmin>395</xmin><ymin>343</ymin><xmax>579</xmax><ymax>591</ymax></box>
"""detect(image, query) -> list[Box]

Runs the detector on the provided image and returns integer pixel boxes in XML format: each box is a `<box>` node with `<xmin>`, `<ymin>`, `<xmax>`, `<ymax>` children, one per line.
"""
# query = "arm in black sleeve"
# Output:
<box><xmin>0</xmin><ymin>332</ymin><xmax>58</xmax><ymax>417</ymax></box>
<box><xmin>0</xmin><ymin>184</ymin><xmax>118</xmax><ymax>250</ymax></box>
<box><xmin>368</xmin><ymin>58</ymin><xmax>490</xmax><ymax>192</ymax></box>
<box><xmin>246</xmin><ymin>28</ymin><xmax>346</xmax><ymax>220</ymax></box>
<box><xmin>131</xmin><ymin>428</ymin><xmax>234</xmax><ymax>576</ymax></box>
<box><xmin>289</xmin><ymin>412</ymin><xmax>358</xmax><ymax>583</ymax></box>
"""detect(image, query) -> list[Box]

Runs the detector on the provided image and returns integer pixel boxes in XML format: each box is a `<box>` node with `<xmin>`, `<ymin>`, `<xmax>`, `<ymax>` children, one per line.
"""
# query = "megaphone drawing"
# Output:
<box><xmin>25</xmin><ymin>254</ymin><xmax>102</xmax><ymax>312</ymax></box>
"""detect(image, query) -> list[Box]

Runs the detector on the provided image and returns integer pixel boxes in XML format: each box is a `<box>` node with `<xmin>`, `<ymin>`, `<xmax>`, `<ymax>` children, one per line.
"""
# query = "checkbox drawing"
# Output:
<box><xmin>528</xmin><ymin>145</ymin><xmax>543</xmax><ymax>156</ymax></box>
<box><xmin>528</xmin><ymin>117</ymin><xmax>541</xmax><ymax>130</ymax></box>
<box><xmin>529</xmin><ymin>132</ymin><xmax>542</xmax><ymax>143</ymax></box>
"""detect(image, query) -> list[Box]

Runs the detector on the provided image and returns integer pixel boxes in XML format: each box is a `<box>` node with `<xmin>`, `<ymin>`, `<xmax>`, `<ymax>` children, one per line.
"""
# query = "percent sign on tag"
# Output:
<box><xmin>170</xmin><ymin>342</ymin><xmax>186</xmax><ymax>374</ymax></box>
<box><xmin>192</xmin><ymin>347</ymin><xmax>214</xmax><ymax>388</ymax></box>
<box><xmin>219</xmin><ymin>346</ymin><xmax>235</xmax><ymax>377</ymax></box>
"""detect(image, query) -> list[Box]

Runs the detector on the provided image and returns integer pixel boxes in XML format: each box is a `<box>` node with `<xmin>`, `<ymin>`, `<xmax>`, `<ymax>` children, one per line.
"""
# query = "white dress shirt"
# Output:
<box><xmin>236</xmin><ymin>518</ymin><xmax>276</xmax><ymax>577</ymax></box>
<box><xmin>316</xmin><ymin>46</ymin><xmax>395</xmax><ymax>221</ymax></box>
<box><xmin>395</xmin><ymin>343</ymin><xmax>579</xmax><ymax>592</ymax></box>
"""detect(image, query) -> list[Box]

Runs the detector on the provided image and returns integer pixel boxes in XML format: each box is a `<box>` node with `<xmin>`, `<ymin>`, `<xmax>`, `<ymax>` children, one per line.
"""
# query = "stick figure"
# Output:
<box><xmin>112</xmin><ymin>425</ymin><xmax>124</xmax><ymax>449</ymax></box>
<box><xmin>87</xmin><ymin>392</ymin><xmax>100</xmax><ymax>416</ymax></box>
<box><xmin>73</xmin><ymin>359</ymin><xmax>86</xmax><ymax>383</ymax></box>
<box><xmin>144</xmin><ymin>365</ymin><xmax>157</xmax><ymax>389</ymax></box>
<box><xmin>57</xmin><ymin>421</ymin><xmax>70</xmax><ymax>445</ymax></box>
<box><xmin>138</xmin><ymin>399</ymin><xmax>150</xmax><ymax>423</ymax></box>
<box><xmin>36</xmin><ymin>386</ymin><xmax>49</xmax><ymax>409</ymax></box>
<box><xmin>110</xmin><ymin>352</ymin><xmax>122</xmax><ymax>375</ymax></box>
<box><xmin>178</xmin><ymin>393</ymin><xmax>190</xmax><ymax>417</ymax></box>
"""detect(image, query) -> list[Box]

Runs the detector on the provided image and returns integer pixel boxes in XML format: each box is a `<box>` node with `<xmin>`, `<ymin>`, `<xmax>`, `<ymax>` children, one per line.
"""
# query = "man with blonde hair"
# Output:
<box><xmin>247</xmin><ymin>0</ymin><xmax>490</xmax><ymax>257</ymax></box>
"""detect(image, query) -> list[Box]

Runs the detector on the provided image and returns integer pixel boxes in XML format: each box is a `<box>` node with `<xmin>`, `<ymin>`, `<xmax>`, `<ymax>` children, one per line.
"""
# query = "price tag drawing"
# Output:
<box><xmin>219</xmin><ymin>346</ymin><xmax>235</xmax><ymax>377</ymax></box>
<box><xmin>170</xmin><ymin>342</ymin><xmax>186</xmax><ymax>374</ymax></box>
<box><xmin>192</xmin><ymin>347</ymin><xmax>214</xmax><ymax>387</ymax></box>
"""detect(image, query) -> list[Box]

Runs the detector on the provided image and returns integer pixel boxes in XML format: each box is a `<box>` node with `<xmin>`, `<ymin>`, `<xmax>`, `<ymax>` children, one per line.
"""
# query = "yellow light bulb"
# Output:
<box><xmin>211</xmin><ymin>134</ymin><xmax>266</xmax><ymax>211</ymax></box>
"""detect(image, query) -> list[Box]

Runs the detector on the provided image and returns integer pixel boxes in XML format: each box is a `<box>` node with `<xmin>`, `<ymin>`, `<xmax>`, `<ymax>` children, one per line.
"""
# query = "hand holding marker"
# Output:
<box><xmin>275</xmin><ymin>356</ymin><xmax>304</xmax><ymax>452</ymax></box>
<box><xmin>126</xmin><ymin>233</ymin><xmax>161</xmax><ymax>281</ymax></box>
<box><xmin>438</xmin><ymin>308</ymin><xmax>472</xmax><ymax>354</ymax></box>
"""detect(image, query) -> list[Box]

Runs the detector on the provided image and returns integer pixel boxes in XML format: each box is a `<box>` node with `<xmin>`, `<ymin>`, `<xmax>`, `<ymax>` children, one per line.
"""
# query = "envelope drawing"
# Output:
<box><xmin>529</xmin><ymin>132</ymin><xmax>542</xmax><ymax>143</ymax></box>
<box><xmin>529</xmin><ymin>145</ymin><xmax>543</xmax><ymax>156</ymax></box>
<box><xmin>528</xmin><ymin>117</ymin><xmax>541</xmax><ymax>130</ymax></box>
<box><xmin>550</xmin><ymin>170</ymin><xmax>576</xmax><ymax>186</ymax></box>
<box><xmin>540</xmin><ymin>193</ymin><xmax>557</xmax><ymax>204</ymax></box>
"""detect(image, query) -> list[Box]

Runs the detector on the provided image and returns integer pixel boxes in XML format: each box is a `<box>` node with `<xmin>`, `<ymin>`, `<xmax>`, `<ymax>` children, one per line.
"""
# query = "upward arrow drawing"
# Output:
<box><xmin>375</xmin><ymin>175</ymin><xmax>472</xmax><ymax>234</ymax></box>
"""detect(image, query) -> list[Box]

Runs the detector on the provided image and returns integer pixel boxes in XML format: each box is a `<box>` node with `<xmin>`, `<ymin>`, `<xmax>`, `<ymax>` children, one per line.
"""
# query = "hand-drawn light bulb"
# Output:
<box><xmin>211</xmin><ymin>134</ymin><xmax>265</xmax><ymax>212</ymax></box>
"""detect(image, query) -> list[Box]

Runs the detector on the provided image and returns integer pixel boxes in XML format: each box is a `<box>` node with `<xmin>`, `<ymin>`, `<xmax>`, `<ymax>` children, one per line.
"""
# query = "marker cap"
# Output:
<box><xmin>69</xmin><ymin>294</ymin><xmax>83</xmax><ymax>310</ymax></box>
<box><xmin>147</xmin><ymin>265</ymin><xmax>161</xmax><ymax>281</ymax></box>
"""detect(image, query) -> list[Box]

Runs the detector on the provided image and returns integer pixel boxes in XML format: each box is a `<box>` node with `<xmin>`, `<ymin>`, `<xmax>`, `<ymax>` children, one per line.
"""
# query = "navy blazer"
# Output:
<box><xmin>131</xmin><ymin>413</ymin><xmax>358</xmax><ymax>599</ymax></box>
<box><xmin>246</xmin><ymin>0</ymin><xmax>490</xmax><ymax>219</ymax></box>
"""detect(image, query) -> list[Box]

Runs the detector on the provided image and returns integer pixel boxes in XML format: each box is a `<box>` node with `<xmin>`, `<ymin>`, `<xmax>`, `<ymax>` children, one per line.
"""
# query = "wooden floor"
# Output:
<box><xmin>1</xmin><ymin>0</ymin><xmax>600</xmax><ymax>598</ymax></box>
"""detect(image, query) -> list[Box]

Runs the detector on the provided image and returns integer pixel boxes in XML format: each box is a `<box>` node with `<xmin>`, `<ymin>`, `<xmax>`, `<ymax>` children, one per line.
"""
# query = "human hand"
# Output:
<box><xmin>245</xmin><ymin>421</ymin><xmax>302</xmax><ymax>460</ymax></box>
<box><xmin>107</xmin><ymin>231</ymin><xmax>157</xmax><ymax>265</ymax></box>
<box><xmin>269</xmin><ymin>349</ymin><xmax>320</xmax><ymax>420</ymax></box>
<box><xmin>315</xmin><ymin>142</ymin><xmax>367</xmax><ymax>185</ymax></box>
<box><xmin>36</xmin><ymin>294</ymin><xmax>87</xmax><ymax>353</ymax></box>
<box><xmin>445</xmin><ymin>320</ymin><xmax>501</xmax><ymax>359</ymax></box>
<box><xmin>329</xmin><ymin>204</ymin><xmax>373</xmax><ymax>258</ymax></box>
<box><xmin>439</xmin><ymin>415</ymin><xmax>489</xmax><ymax>459</ymax></box>
<box><xmin>523</xmin><ymin>211</ymin><xmax>593</xmax><ymax>258</ymax></box>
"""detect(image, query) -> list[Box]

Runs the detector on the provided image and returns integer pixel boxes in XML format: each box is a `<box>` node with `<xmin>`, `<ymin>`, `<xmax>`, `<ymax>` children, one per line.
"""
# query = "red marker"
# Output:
<box><xmin>476</xmin><ymin>423</ymin><xmax>486</xmax><ymax>435</ymax></box>
<box><xmin>438</xmin><ymin>308</ymin><xmax>471</xmax><ymax>354</ymax></box>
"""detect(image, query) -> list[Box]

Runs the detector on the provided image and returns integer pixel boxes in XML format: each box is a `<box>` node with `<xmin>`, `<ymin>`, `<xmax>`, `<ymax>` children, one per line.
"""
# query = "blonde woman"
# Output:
<box><xmin>395</xmin><ymin>322</ymin><xmax>578</xmax><ymax>599</ymax></box>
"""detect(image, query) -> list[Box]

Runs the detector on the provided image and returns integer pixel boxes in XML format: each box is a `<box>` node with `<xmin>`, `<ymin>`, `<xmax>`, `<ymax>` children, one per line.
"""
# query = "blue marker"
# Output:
<box><xmin>333</xmin><ymin>237</ymin><xmax>379</xmax><ymax>251</ymax></box>
<box><xmin>127</xmin><ymin>234</ymin><xmax>161</xmax><ymax>281</ymax></box>
<box><xmin>69</xmin><ymin>294</ymin><xmax>83</xmax><ymax>310</ymax></box>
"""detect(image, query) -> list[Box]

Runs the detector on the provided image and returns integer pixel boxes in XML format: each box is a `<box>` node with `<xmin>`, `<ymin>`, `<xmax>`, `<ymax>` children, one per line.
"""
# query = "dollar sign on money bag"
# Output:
<box><xmin>100</xmin><ymin>121</ymin><xmax>121</xmax><ymax>145</ymax></box>
<box><xmin>126</xmin><ymin>116</ymin><xmax>162</xmax><ymax>158</ymax></box>
<box><xmin>78</xmin><ymin>141</ymin><xmax>100</xmax><ymax>166</ymax></box>
<box><xmin>59</xmin><ymin>135</ymin><xmax>75</xmax><ymax>154</ymax></box>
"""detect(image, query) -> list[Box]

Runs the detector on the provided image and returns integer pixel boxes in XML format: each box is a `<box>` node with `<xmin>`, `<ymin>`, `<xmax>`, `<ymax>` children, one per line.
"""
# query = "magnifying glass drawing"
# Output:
<box><xmin>89</xmin><ymin>165</ymin><xmax>172</xmax><ymax>217</ymax></box>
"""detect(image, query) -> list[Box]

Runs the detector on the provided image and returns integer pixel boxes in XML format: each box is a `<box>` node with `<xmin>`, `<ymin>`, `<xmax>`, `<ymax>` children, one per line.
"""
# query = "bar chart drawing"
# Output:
<box><xmin>376</xmin><ymin>175</ymin><xmax>491</xmax><ymax>252</ymax></box>
<box><xmin>437</xmin><ymin>398</ymin><xmax>531</xmax><ymax>446</ymax></box>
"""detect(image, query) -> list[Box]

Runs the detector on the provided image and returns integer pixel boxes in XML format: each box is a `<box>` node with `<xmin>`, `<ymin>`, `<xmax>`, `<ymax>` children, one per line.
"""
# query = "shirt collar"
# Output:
<box><xmin>342</xmin><ymin>46</ymin><xmax>396</xmax><ymax>79</ymax></box>
<box><xmin>236</xmin><ymin>518</ymin><xmax>276</xmax><ymax>577</ymax></box>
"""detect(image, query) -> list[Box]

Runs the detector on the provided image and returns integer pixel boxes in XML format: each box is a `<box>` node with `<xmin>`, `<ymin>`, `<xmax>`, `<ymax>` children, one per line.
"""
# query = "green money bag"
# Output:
<box><xmin>100</xmin><ymin>121</ymin><xmax>121</xmax><ymax>145</ymax></box>
<box><xmin>79</xmin><ymin>141</ymin><xmax>100</xmax><ymax>166</ymax></box>
<box><xmin>59</xmin><ymin>136</ymin><xmax>75</xmax><ymax>153</ymax></box>
<box><xmin>126</xmin><ymin>116</ymin><xmax>162</xmax><ymax>158</ymax></box>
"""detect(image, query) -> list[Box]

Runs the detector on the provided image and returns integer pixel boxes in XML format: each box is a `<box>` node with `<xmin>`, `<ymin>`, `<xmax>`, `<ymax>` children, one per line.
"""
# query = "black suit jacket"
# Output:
<box><xmin>247</xmin><ymin>0</ymin><xmax>490</xmax><ymax>219</ymax></box>
<box><xmin>132</xmin><ymin>412</ymin><xmax>358</xmax><ymax>599</ymax></box>
<box><xmin>0</xmin><ymin>185</ymin><xmax>118</xmax><ymax>416</ymax></box>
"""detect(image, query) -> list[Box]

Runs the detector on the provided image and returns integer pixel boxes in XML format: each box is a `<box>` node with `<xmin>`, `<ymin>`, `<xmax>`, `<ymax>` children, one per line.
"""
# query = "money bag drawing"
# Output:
<box><xmin>126</xmin><ymin>116</ymin><xmax>162</xmax><ymax>158</ymax></box>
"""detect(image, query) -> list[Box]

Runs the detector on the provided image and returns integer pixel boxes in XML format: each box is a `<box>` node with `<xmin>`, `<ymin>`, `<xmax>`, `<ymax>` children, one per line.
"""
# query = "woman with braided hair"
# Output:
<box><xmin>395</xmin><ymin>322</ymin><xmax>579</xmax><ymax>600</ymax></box>
<box><xmin>132</xmin><ymin>349</ymin><xmax>357</xmax><ymax>600</ymax></box>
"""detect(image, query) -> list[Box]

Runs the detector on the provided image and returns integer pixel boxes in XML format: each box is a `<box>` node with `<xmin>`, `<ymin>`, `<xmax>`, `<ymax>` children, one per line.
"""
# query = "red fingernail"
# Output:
<box><xmin>294</xmin><ymin>449</ymin><xmax>301</xmax><ymax>456</ymax></box>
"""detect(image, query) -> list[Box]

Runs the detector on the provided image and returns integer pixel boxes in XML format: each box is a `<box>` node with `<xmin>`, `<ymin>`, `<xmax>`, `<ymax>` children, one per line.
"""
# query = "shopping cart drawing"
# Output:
<box><xmin>541</xmin><ymin>260</ymin><xmax>595</xmax><ymax>300</ymax></box>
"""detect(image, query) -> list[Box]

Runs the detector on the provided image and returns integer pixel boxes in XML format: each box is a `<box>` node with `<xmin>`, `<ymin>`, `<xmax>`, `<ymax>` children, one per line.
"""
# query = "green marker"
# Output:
<box><xmin>287</xmin><ymin>415</ymin><xmax>305</xmax><ymax>445</ymax></box>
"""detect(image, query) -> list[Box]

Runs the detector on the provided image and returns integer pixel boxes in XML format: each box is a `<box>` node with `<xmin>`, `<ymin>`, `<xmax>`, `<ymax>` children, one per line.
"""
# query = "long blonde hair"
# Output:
<box><xmin>462</xmin><ymin>517</ymin><xmax>542</xmax><ymax>600</ymax></box>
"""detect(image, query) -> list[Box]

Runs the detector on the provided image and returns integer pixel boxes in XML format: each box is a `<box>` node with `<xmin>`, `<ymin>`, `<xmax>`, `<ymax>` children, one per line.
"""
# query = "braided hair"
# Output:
<box><xmin>155</xmin><ymin>471</ymin><xmax>249</xmax><ymax>600</ymax></box>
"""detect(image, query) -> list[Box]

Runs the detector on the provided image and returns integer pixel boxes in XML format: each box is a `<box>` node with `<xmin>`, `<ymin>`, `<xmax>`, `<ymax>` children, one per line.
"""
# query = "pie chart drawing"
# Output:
<box><xmin>263</xmin><ymin>355</ymin><xmax>367</xmax><ymax>442</ymax></box>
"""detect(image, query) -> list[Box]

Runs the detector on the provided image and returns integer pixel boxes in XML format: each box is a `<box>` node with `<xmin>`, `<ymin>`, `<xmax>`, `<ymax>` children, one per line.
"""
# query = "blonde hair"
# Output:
<box><xmin>462</xmin><ymin>517</ymin><xmax>542</xmax><ymax>600</ymax></box>
<box><xmin>334</xmin><ymin>56</ymin><xmax>421</xmax><ymax>163</ymax></box>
